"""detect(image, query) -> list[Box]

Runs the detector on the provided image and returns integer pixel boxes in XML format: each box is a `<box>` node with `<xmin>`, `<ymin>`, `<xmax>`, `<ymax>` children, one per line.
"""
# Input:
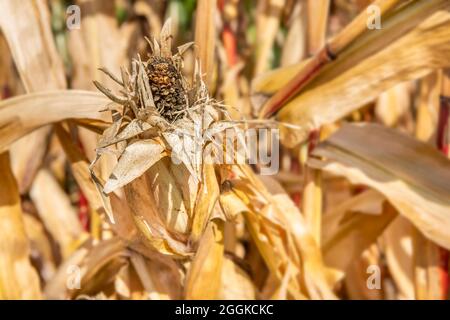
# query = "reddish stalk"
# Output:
<box><xmin>78</xmin><ymin>191</ymin><xmax>90</xmax><ymax>231</ymax></box>
<box><xmin>437</xmin><ymin>96</ymin><xmax>449</xmax><ymax>155</ymax></box>
<box><xmin>260</xmin><ymin>46</ymin><xmax>334</xmax><ymax>118</ymax></box>
<box><xmin>219</xmin><ymin>0</ymin><xmax>237</xmax><ymax>67</ymax></box>
<box><xmin>217</xmin><ymin>0</ymin><xmax>225</xmax><ymax>11</ymax></box>
<box><xmin>437</xmin><ymin>71</ymin><xmax>450</xmax><ymax>299</ymax></box>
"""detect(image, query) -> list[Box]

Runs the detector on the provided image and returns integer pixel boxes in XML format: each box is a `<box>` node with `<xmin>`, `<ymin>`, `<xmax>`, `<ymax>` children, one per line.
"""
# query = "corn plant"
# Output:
<box><xmin>0</xmin><ymin>0</ymin><xmax>449</xmax><ymax>300</ymax></box>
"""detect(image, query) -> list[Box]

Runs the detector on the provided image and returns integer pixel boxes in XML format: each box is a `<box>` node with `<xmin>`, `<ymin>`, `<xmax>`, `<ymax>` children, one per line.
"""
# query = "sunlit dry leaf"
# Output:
<box><xmin>281</xmin><ymin>1</ymin><xmax>306</xmax><ymax>67</ymax></box>
<box><xmin>253</xmin><ymin>7</ymin><xmax>450</xmax><ymax>145</ymax></box>
<box><xmin>30</xmin><ymin>169</ymin><xmax>85</xmax><ymax>258</ymax></box>
<box><xmin>219</xmin><ymin>257</ymin><xmax>256</xmax><ymax>300</ymax></box>
<box><xmin>254</xmin><ymin>0</ymin><xmax>286</xmax><ymax>76</ymax></box>
<box><xmin>10</xmin><ymin>127</ymin><xmax>50</xmax><ymax>194</ymax></box>
<box><xmin>0</xmin><ymin>152</ymin><xmax>41</xmax><ymax>299</ymax></box>
<box><xmin>375</xmin><ymin>82</ymin><xmax>411</xmax><ymax>127</ymax></box>
<box><xmin>257</xmin><ymin>0</ymin><xmax>448</xmax><ymax>120</ymax></box>
<box><xmin>322</xmin><ymin>201</ymin><xmax>397</xmax><ymax>274</ymax></box>
<box><xmin>191</xmin><ymin>162</ymin><xmax>220</xmax><ymax>241</ymax></box>
<box><xmin>382</xmin><ymin>216</ymin><xmax>415</xmax><ymax>300</ymax></box>
<box><xmin>221</xmin><ymin>166</ymin><xmax>337</xmax><ymax>299</ymax></box>
<box><xmin>23</xmin><ymin>213</ymin><xmax>56</xmax><ymax>283</ymax></box>
<box><xmin>0</xmin><ymin>0</ymin><xmax>68</xmax><ymax>192</ymax></box>
<box><xmin>416</xmin><ymin>72</ymin><xmax>441</xmax><ymax>142</ymax></box>
<box><xmin>344</xmin><ymin>244</ymin><xmax>384</xmax><ymax>300</ymax></box>
<box><xmin>194</xmin><ymin>0</ymin><xmax>216</xmax><ymax>86</ymax></box>
<box><xmin>44</xmin><ymin>246</ymin><xmax>89</xmax><ymax>299</ymax></box>
<box><xmin>412</xmin><ymin>226</ymin><xmax>443</xmax><ymax>300</ymax></box>
<box><xmin>185</xmin><ymin>219</ymin><xmax>224</xmax><ymax>299</ymax></box>
<box><xmin>278</xmin><ymin>9</ymin><xmax>450</xmax><ymax>145</ymax></box>
<box><xmin>306</xmin><ymin>0</ymin><xmax>330</xmax><ymax>54</ymax></box>
<box><xmin>309</xmin><ymin>123</ymin><xmax>450</xmax><ymax>250</ymax></box>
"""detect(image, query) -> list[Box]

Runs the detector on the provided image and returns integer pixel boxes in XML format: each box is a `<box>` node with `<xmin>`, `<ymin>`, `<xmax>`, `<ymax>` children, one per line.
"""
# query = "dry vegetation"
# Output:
<box><xmin>0</xmin><ymin>0</ymin><xmax>449</xmax><ymax>300</ymax></box>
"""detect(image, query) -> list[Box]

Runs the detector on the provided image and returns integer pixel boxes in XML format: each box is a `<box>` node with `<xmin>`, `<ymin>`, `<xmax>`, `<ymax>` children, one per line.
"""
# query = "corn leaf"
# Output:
<box><xmin>309</xmin><ymin>123</ymin><xmax>450</xmax><ymax>250</ymax></box>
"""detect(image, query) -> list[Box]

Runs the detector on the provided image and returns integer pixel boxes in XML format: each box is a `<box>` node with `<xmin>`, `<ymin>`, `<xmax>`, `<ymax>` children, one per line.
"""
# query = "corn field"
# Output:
<box><xmin>0</xmin><ymin>0</ymin><xmax>450</xmax><ymax>301</ymax></box>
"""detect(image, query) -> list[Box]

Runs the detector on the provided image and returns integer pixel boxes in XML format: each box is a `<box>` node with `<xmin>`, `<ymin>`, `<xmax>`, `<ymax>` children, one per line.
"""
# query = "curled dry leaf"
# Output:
<box><xmin>44</xmin><ymin>247</ymin><xmax>89</xmax><ymax>300</ymax></box>
<box><xmin>218</xmin><ymin>256</ymin><xmax>257</xmax><ymax>300</ymax></box>
<box><xmin>45</xmin><ymin>238</ymin><xmax>127</xmax><ymax>300</ymax></box>
<box><xmin>0</xmin><ymin>91</ymin><xmax>110</xmax><ymax>152</ymax></box>
<box><xmin>194</xmin><ymin>0</ymin><xmax>216</xmax><ymax>87</ymax></box>
<box><xmin>309</xmin><ymin>123</ymin><xmax>450</xmax><ymax>250</ymax></box>
<box><xmin>219</xmin><ymin>165</ymin><xmax>337</xmax><ymax>299</ymax></box>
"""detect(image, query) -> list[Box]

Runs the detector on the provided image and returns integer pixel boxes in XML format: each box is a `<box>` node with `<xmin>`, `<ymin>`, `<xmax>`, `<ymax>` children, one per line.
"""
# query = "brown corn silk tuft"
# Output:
<box><xmin>147</xmin><ymin>56</ymin><xmax>187</xmax><ymax>122</ymax></box>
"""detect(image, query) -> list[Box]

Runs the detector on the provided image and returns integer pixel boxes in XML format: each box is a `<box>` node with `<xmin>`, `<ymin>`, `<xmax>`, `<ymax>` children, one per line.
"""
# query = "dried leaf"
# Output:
<box><xmin>0</xmin><ymin>90</ymin><xmax>110</xmax><ymax>151</ymax></box>
<box><xmin>254</xmin><ymin>0</ymin><xmax>286</xmax><ymax>76</ymax></box>
<box><xmin>191</xmin><ymin>162</ymin><xmax>220</xmax><ymax>241</ymax></box>
<box><xmin>185</xmin><ymin>219</ymin><xmax>224</xmax><ymax>299</ymax></box>
<box><xmin>0</xmin><ymin>0</ymin><xmax>68</xmax><ymax>192</ymax></box>
<box><xmin>23</xmin><ymin>213</ymin><xmax>56</xmax><ymax>282</ymax></box>
<box><xmin>323</xmin><ymin>201</ymin><xmax>397</xmax><ymax>274</ymax></box>
<box><xmin>30</xmin><ymin>169</ymin><xmax>85</xmax><ymax>258</ymax></box>
<box><xmin>194</xmin><ymin>0</ymin><xmax>216</xmax><ymax>86</ymax></box>
<box><xmin>279</xmin><ymin>9</ymin><xmax>450</xmax><ymax>144</ymax></box>
<box><xmin>219</xmin><ymin>257</ymin><xmax>256</xmax><ymax>300</ymax></box>
<box><xmin>382</xmin><ymin>216</ymin><xmax>415</xmax><ymax>300</ymax></box>
<box><xmin>221</xmin><ymin>165</ymin><xmax>337</xmax><ymax>299</ymax></box>
<box><xmin>309</xmin><ymin>123</ymin><xmax>450</xmax><ymax>249</ymax></box>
